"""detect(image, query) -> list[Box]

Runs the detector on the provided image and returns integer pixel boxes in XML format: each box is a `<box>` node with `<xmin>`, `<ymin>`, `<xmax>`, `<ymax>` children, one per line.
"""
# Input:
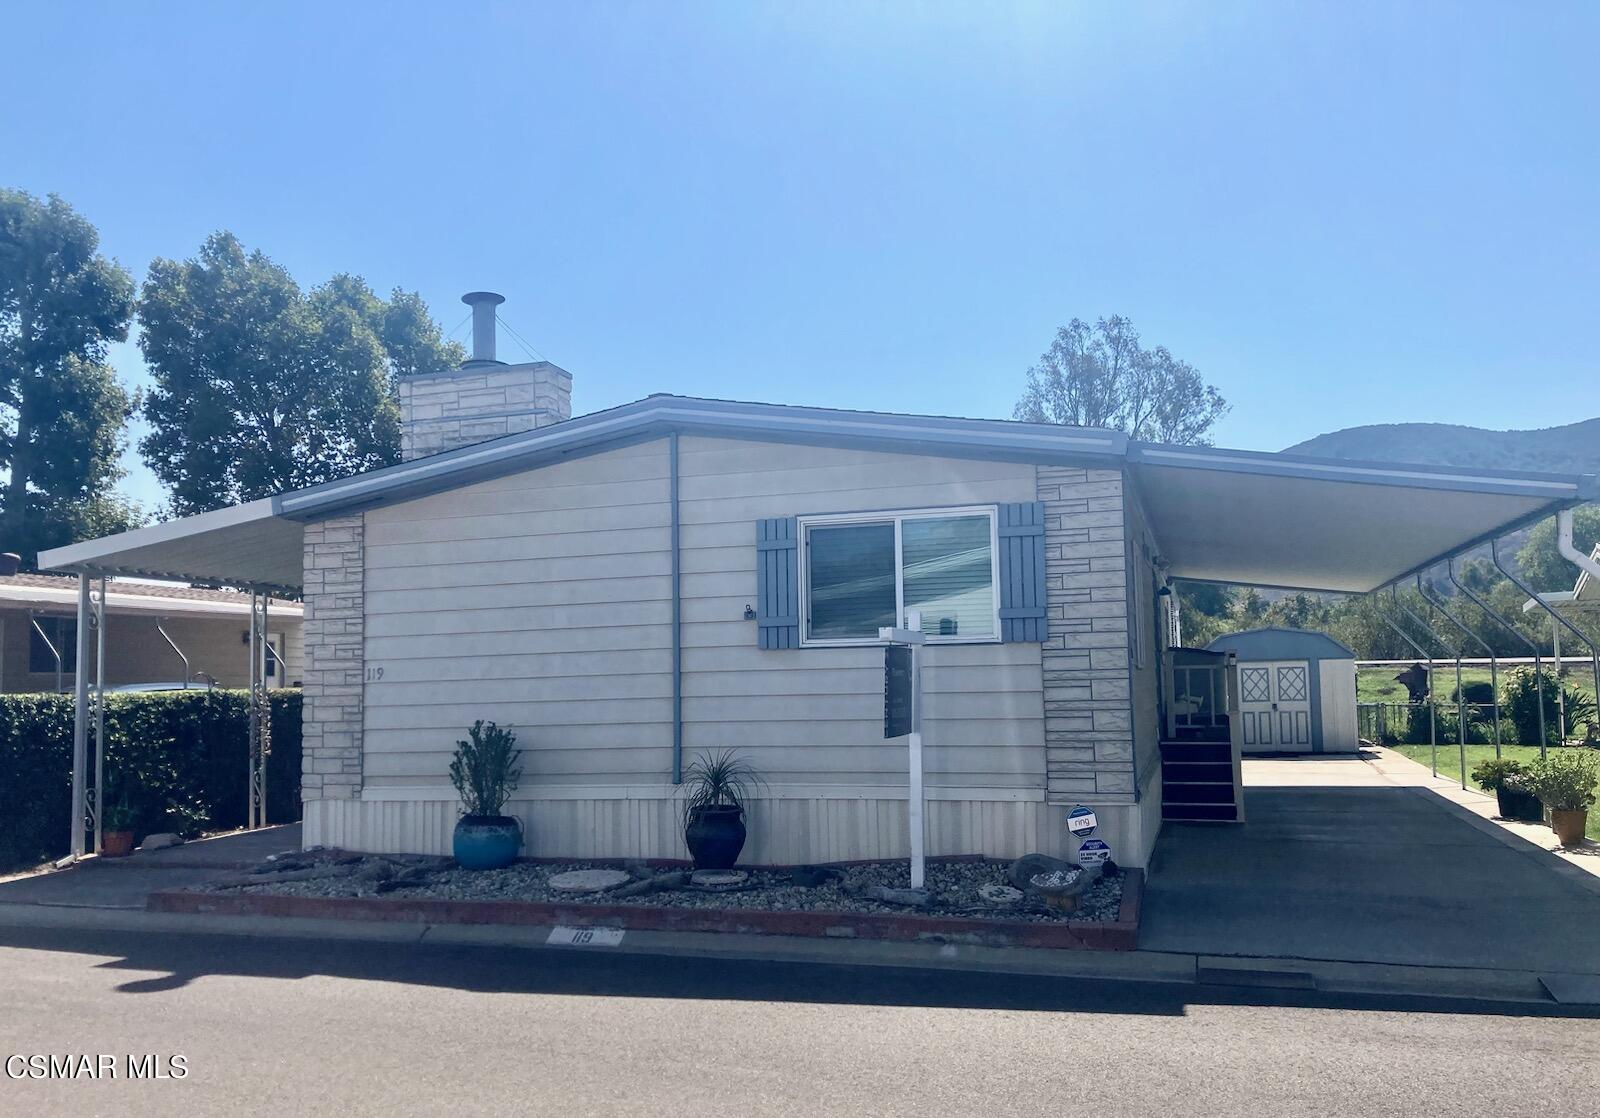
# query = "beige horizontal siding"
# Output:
<box><xmin>360</xmin><ymin>435</ymin><xmax>1046</xmax><ymax>798</ymax></box>
<box><xmin>675</xmin><ymin>435</ymin><xmax>1043</xmax><ymax>790</ymax></box>
<box><xmin>362</xmin><ymin>442</ymin><xmax>674</xmax><ymax>784</ymax></box>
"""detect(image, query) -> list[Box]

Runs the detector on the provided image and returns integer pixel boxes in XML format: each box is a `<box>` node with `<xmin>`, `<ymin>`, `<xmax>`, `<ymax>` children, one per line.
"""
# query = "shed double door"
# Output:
<box><xmin>1238</xmin><ymin>660</ymin><xmax>1312</xmax><ymax>752</ymax></box>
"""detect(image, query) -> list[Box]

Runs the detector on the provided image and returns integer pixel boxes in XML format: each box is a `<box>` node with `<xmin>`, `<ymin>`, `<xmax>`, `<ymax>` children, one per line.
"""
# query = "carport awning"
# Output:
<box><xmin>32</xmin><ymin>399</ymin><xmax>1597</xmax><ymax>598</ymax></box>
<box><xmin>38</xmin><ymin>499</ymin><xmax>304</xmax><ymax>593</ymax></box>
<box><xmin>1128</xmin><ymin>444</ymin><xmax>1595</xmax><ymax>594</ymax></box>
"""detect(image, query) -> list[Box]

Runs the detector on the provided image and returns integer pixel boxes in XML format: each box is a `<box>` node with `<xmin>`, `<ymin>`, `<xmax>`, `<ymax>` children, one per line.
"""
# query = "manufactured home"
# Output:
<box><xmin>40</xmin><ymin>296</ymin><xmax>1600</xmax><ymax>867</ymax></box>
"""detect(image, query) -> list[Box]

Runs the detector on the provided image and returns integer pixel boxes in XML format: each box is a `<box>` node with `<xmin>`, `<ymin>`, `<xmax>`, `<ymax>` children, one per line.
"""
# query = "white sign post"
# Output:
<box><xmin>880</xmin><ymin>610</ymin><xmax>926</xmax><ymax>889</ymax></box>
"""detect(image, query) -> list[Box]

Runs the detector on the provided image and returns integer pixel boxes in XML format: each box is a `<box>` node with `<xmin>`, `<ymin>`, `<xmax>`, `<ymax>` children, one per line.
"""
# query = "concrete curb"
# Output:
<box><xmin>0</xmin><ymin>899</ymin><xmax>1583</xmax><ymax>1006</ymax></box>
<box><xmin>145</xmin><ymin>868</ymin><xmax>1144</xmax><ymax>951</ymax></box>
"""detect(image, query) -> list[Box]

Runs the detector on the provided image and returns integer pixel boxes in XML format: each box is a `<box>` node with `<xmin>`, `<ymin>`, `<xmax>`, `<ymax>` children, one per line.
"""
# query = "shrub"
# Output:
<box><xmin>1469</xmin><ymin>758</ymin><xmax>1526</xmax><ymax>792</ymax></box>
<box><xmin>1451</xmin><ymin>680</ymin><xmax>1496</xmax><ymax>706</ymax></box>
<box><xmin>1503</xmin><ymin>668</ymin><xmax>1561</xmax><ymax>746</ymax></box>
<box><xmin>1524</xmin><ymin>750</ymin><xmax>1600</xmax><ymax>812</ymax></box>
<box><xmin>448</xmin><ymin>720</ymin><xmax>521</xmax><ymax>818</ymax></box>
<box><xmin>0</xmin><ymin>689</ymin><xmax>301</xmax><ymax>873</ymax></box>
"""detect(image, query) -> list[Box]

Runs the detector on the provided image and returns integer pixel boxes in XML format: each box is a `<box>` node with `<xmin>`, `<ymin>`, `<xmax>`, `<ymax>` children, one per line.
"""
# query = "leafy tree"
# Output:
<box><xmin>1014</xmin><ymin>315</ymin><xmax>1229</xmax><ymax>444</ymax></box>
<box><xmin>0</xmin><ymin>190</ymin><xmax>141</xmax><ymax>564</ymax></box>
<box><xmin>1516</xmin><ymin>506</ymin><xmax>1600</xmax><ymax>592</ymax></box>
<box><xmin>138</xmin><ymin>233</ymin><xmax>463</xmax><ymax>515</ymax></box>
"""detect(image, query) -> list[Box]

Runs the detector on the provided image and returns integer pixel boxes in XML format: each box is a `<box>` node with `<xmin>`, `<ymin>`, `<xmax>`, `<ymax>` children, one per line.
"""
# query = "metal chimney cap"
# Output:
<box><xmin>461</xmin><ymin>291</ymin><xmax>506</xmax><ymax>307</ymax></box>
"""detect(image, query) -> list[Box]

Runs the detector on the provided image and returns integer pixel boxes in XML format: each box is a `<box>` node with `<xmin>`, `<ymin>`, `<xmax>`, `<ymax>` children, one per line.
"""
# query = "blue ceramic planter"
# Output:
<box><xmin>453</xmin><ymin>815</ymin><xmax>522</xmax><ymax>870</ymax></box>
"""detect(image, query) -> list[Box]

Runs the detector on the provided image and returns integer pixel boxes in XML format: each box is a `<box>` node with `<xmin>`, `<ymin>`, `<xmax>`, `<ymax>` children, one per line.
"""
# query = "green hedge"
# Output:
<box><xmin>0</xmin><ymin>689</ymin><xmax>301</xmax><ymax>873</ymax></box>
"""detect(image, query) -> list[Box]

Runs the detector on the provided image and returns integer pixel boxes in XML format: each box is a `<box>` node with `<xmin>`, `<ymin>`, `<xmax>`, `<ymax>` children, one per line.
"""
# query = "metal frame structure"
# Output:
<box><xmin>247</xmin><ymin>591</ymin><xmax>273</xmax><ymax>830</ymax></box>
<box><xmin>67</xmin><ymin>575</ymin><xmax>108</xmax><ymax>857</ymax></box>
<box><xmin>1416</xmin><ymin>573</ymin><xmax>1501</xmax><ymax>758</ymax></box>
<box><xmin>156</xmin><ymin>619</ymin><xmax>191</xmax><ymax>688</ymax></box>
<box><xmin>67</xmin><ymin>572</ymin><xmax>284</xmax><ymax>860</ymax></box>
<box><xmin>29</xmin><ymin>611</ymin><xmax>65</xmax><ymax>693</ymax></box>
<box><xmin>1448</xmin><ymin>555</ymin><xmax>1543</xmax><ymax>755</ymax></box>
<box><xmin>1492</xmin><ymin>538</ymin><xmax>1600</xmax><ymax>747</ymax></box>
<box><xmin>1374</xmin><ymin>590</ymin><xmax>1440</xmax><ymax>775</ymax></box>
<box><xmin>1391</xmin><ymin>585</ymin><xmax>1469</xmax><ymax>789</ymax></box>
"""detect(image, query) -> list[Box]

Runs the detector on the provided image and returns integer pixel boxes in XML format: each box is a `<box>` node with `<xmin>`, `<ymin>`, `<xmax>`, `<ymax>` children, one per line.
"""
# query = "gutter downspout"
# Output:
<box><xmin>1557</xmin><ymin>509</ymin><xmax>1600</xmax><ymax>585</ymax></box>
<box><xmin>1557</xmin><ymin>507</ymin><xmax>1600</xmax><ymax>717</ymax></box>
<box><xmin>670</xmin><ymin>432</ymin><xmax>683</xmax><ymax>785</ymax></box>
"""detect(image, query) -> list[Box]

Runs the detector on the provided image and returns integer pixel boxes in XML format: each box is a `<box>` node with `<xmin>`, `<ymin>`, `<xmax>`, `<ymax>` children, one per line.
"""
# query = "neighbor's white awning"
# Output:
<box><xmin>1129</xmin><ymin>444</ymin><xmax>1591</xmax><ymax>594</ymax></box>
<box><xmin>37</xmin><ymin>499</ymin><xmax>304</xmax><ymax>593</ymax></box>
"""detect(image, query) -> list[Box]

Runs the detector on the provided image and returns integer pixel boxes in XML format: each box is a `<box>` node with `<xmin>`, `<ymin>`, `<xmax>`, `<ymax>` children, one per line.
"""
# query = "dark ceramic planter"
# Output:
<box><xmin>453</xmin><ymin>815</ymin><xmax>522</xmax><ymax>870</ymax></box>
<box><xmin>1495</xmin><ymin>785</ymin><xmax>1544</xmax><ymax>823</ymax></box>
<box><xmin>101</xmin><ymin>831</ymin><xmax>136</xmax><ymax>858</ymax></box>
<box><xmin>685</xmin><ymin>805</ymin><xmax>746</xmax><ymax>869</ymax></box>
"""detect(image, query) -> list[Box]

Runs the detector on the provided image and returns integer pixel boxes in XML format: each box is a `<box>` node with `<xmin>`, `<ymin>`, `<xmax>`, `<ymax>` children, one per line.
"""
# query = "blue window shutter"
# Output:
<box><xmin>756</xmin><ymin>517</ymin><xmax>800</xmax><ymax>649</ymax></box>
<box><xmin>998</xmin><ymin>501</ymin><xmax>1047</xmax><ymax>642</ymax></box>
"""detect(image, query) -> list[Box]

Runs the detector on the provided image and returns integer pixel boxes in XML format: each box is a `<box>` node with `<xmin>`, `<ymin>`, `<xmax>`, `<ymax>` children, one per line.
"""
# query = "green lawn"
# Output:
<box><xmin>1359</xmin><ymin>665</ymin><xmax>1598</xmax><ymax>704</ymax></box>
<box><xmin>1390</xmin><ymin>743</ymin><xmax>1600</xmax><ymax>841</ymax></box>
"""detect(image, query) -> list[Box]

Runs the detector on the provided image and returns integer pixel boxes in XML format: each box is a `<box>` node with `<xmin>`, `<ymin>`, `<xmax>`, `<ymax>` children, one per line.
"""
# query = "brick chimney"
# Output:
<box><xmin>398</xmin><ymin>292</ymin><xmax>573</xmax><ymax>461</ymax></box>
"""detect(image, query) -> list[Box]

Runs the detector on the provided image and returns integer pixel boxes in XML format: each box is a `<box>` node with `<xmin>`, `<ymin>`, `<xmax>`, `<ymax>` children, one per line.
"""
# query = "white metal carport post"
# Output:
<box><xmin>68</xmin><ymin>572</ymin><xmax>107</xmax><ymax>859</ymax></box>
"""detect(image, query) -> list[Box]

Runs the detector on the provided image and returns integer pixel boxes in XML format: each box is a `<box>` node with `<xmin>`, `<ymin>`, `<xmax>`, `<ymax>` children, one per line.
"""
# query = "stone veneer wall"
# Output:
<box><xmin>1038</xmin><ymin>465</ymin><xmax>1136</xmax><ymax>803</ymax></box>
<box><xmin>301</xmin><ymin>514</ymin><xmax>366</xmax><ymax>803</ymax></box>
<box><xmin>399</xmin><ymin>362</ymin><xmax>573</xmax><ymax>461</ymax></box>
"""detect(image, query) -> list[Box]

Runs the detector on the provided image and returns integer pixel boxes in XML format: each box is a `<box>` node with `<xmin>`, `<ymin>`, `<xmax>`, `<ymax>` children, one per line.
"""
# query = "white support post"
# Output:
<box><xmin>909</xmin><ymin>635</ymin><xmax>925</xmax><ymax>888</ymax></box>
<box><xmin>881</xmin><ymin>610</ymin><xmax>926</xmax><ymax>890</ymax></box>
<box><xmin>92</xmin><ymin>577</ymin><xmax>106</xmax><ymax>855</ymax></box>
<box><xmin>70</xmin><ymin>576</ymin><xmax>91</xmax><ymax>859</ymax></box>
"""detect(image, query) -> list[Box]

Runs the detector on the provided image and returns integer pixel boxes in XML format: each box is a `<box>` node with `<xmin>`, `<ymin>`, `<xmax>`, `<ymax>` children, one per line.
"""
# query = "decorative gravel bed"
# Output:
<box><xmin>205</xmin><ymin>853</ymin><xmax>1125</xmax><ymax>924</ymax></box>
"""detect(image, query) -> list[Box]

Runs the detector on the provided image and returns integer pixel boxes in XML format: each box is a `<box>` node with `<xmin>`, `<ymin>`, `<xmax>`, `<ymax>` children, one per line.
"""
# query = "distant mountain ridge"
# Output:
<box><xmin>1285</xmin><ymin>417</ymin><xmax>1600</xmax><ymax>476</ymax></box>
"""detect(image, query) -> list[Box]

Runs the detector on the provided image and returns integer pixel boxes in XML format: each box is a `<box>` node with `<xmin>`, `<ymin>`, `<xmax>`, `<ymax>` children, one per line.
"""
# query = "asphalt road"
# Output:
<box><xmin>1</xmin><ymin>926</ymin><xmax>1597</xmax><ymax>1117</ymax></box>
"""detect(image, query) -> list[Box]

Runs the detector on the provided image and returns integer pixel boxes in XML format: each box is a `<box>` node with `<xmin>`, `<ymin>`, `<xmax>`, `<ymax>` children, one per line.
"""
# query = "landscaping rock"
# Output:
<box><xmin>547</xmin><ymin>868</ymin><xmax>632</xmax><ymax>894</ymax></box>
<box><xmin>1008</xmin><ymin>853</ymin><xmax>1078</xmax><ymax>892</ymax></box>
<box><xmin>213</xmin><ymin>856</ymin><xmax>1124</xmax><ymax>924</ymax></box>
<box><xmin>859</xmin><ymin>885</ymin><xmax>933</xmax><ymax>908</ymax></box>
<box><xmin>139</xmin><ymin>833</ymin><xmax>183</xmax><ymax>851</ymax></box>
<box><xmin>689</xmin><ymin>869</ymin><xmax>749</xmax><ymax>891</ymax></box>
<box><xmin>789</xmin><ymin>865</ymin><xmax>844</xmax><ymax>887</ymax></box>
<box><xmin>977</xmin><ymin>883</ymin><xmax>1024</xmax><ymax>908</ymax></box>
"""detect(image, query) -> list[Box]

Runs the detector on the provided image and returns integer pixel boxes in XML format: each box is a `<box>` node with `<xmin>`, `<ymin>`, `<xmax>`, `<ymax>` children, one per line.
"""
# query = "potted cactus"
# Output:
<box><xmin>100</xmin><ymin>796</ymin><xmax>138</xmax><ymax>858</ymax></box>
<box><xmin>448</xmin><ymin>720</ymin><xmax>523</xmax><ymax>870</ymax></box>
<box><xmin>1524</xmin><ymin>750</ymin><xmax>1599</xmax><ymax>848</ymax></box>
<box><xmin>1470</xmin><ymin>758</ymin><xmax>1543</xmax><ymax>823</ymax></box>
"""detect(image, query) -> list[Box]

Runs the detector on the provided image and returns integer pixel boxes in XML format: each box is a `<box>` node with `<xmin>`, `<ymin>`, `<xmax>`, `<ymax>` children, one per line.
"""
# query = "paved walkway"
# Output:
<box><xmin>1141</xmin><ymin>754</ymin><xmax>1600</xmax><ymax>975</ymax></box>
<box><xmin>0</xmin><ymin>825</ymin><xmax>299</xmax><ymax>910</ymax></box>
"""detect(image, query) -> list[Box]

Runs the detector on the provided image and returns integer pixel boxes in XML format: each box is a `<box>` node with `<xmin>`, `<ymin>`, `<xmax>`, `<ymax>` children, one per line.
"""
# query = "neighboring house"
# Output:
<box><xmin>0</xmin><ymin>567</ymin><xmax>303</xmax><ymax>693</ymax></box>
<box><xmin>40</xmin><ymin>295</ymin><xmax>1599</xmax><ymax>868</ymax></box>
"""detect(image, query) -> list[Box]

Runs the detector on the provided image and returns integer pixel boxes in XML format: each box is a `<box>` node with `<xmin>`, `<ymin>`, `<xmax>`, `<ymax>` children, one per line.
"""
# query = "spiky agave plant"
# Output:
<box><xmin>449</xmin><ymin>720</ymin><xmax>522</xmax><ymax>818</ymax></box>
<box><xmin>680</xmin><ymin>749</ymin><xmax>764</xmax><ymax>825</ymax></box>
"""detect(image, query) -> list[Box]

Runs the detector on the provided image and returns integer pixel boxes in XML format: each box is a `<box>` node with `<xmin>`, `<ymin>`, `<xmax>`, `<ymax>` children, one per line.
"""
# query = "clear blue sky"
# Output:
<box><xmin>4</xmin><ymin>2</ymin><xmax>1596</xmax><ymax>512</ymax></box>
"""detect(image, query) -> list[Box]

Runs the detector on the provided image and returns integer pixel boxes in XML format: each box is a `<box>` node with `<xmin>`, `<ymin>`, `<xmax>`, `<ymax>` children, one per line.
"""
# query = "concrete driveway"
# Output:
<box><xmin>1140</xmin><ymin>756</ymin><xmax>1600</xmax><ymax>975</ymax></box>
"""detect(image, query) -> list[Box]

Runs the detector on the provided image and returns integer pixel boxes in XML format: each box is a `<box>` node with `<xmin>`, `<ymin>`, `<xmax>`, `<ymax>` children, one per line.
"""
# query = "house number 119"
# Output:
<box><xmin>365</xmin><ymin>666</ymin><xmax>384</xmax><ymax>682</ymax></box>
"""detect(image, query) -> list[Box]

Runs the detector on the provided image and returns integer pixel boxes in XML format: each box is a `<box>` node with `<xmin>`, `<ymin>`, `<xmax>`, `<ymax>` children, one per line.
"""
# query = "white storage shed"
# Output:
<box><xmin>1205</xmin><ymin>628</ymin><xmax>1359</xmax><ymax>754</ymax></box>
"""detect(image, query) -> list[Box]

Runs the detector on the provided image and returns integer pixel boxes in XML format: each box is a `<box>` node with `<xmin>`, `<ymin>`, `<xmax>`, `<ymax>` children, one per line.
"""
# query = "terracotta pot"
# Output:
<box><xmin>101</xmin><ymin>831</ymin><xmax>135</xmax><ymax>858</ymax></box>
<box><xmin>1551</xmin><ymin>809</ymin><xmax>1589</xmax><ymax>848</ymax></box>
